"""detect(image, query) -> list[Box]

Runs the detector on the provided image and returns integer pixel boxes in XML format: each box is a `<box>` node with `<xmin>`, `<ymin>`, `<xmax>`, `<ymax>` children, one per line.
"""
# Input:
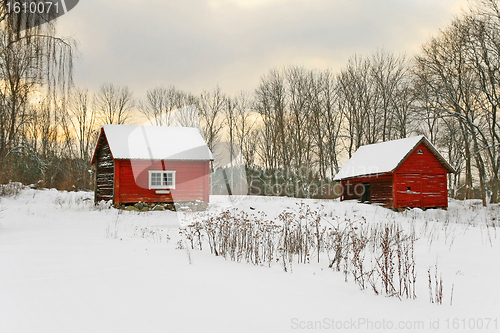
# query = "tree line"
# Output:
<box><xmin>1</xmin><ymin>0</ymin><xmax>500</xmax><ymax>204</ymax></box>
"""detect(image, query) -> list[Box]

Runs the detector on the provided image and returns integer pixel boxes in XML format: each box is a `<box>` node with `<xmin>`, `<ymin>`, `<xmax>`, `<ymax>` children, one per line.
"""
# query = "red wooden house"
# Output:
<box><xmin>91</xmin><ymin>125</ymin><xmax>213</xmax><ymax>205</ymax></box>
<box><xmin>334</xmin><ymin>136</ymin><xmax>455</xmax><ymax>209</ymax></box>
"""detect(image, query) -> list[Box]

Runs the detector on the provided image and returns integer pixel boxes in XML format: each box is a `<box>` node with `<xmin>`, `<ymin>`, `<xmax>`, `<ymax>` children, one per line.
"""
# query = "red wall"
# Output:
<box><xmin>114</xmin><ymin>159</ymin><xmax>210</xmax><ymax>205</ymax></box>
<box><xmin>394</xmin><ymin>143</ymin><xmax>448</xmax><ymax>208</ymax></box>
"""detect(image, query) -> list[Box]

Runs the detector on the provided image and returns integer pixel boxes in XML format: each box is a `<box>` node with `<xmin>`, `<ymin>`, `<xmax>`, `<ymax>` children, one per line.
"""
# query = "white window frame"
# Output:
<box><xmin>148</xmin><ymin>170</ymin><xmax>176</xmax><ymax>190</ymax></box>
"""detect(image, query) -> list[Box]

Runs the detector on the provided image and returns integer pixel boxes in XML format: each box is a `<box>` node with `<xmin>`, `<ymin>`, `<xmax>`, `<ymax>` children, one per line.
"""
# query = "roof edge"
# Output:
<box><xmin>334</xmin><ymin>172</ymin><xmax>392</xmax><ymax>181</ymax></box>
<box><xmin>334</xmin><ymin>136</ymin><xmax>456</xmax><ymax>180</ymax></box>
<box><xmin>90</xmin><ymin>128</ymin><xmax>112</xmax><ymax>165</ymax></box>
<box><xmin>92</xmin><ymin>125</ymin><xmax>214</xmax><ymax>164</ymax></box>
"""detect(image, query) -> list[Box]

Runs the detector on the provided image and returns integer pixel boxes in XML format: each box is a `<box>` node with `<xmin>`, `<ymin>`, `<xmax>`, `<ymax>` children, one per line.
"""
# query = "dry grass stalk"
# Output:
<box><xmin>181</xmin><ymin>205</ymin><xmax>417</xmax><ymax>299</ymax></box>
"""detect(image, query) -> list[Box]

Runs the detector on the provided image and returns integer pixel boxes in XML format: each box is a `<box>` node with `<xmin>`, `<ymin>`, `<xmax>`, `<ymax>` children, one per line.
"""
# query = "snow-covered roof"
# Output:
<box><xmin>92</xmin><ymin>125</ymin><xmax>213</xmax><ymax>163</ymax></box>
<box><xmin>334</xmin><ymin>136</ymin><xmax>455</xmax><ymax>180</ymax></box>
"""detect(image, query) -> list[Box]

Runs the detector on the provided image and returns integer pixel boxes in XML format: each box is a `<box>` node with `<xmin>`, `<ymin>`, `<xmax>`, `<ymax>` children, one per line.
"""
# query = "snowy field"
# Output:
<box><xmin>1</xmin><ymin>188</ymin><xmax>499</xmax><ymax>333</ymax></box>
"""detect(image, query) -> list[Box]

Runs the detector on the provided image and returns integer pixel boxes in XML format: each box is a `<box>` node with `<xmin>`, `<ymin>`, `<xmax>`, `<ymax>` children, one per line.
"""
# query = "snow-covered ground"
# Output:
<box><xmin>1</xmin><ymin>188</ymin><xmax>499</xmax><ymax>332</ymax></box>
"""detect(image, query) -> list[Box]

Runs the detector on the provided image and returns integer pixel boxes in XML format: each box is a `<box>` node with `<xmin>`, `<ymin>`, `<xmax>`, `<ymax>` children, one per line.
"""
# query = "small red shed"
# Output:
<box><xmin>334</xmin><ymin>136</ymin><xmax>455</xmax><ymax>209</ymax></box>
<box><xmin>91</xmin><ymin>125</ymin><xmax>213</xmax><ymax>205</ymax></box>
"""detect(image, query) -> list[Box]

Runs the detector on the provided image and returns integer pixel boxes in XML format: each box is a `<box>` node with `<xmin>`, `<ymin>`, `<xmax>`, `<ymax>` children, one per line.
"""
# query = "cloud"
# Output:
<box><xmin>208</xmin><ymin>0</ymin><xmax>290</xmax><ymax>9</ymax></box>
<box><xmin>56</xmin><ymin>0</ymin><xmax>468</xmax><ymax>98</ymax></box>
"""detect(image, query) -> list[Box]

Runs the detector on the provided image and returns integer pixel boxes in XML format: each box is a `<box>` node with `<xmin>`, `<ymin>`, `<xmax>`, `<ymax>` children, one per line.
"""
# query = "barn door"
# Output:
<box><xmin>396</xmin><ymin>173</ymin><xmax>422</xmax><ymax>207</ymax></box>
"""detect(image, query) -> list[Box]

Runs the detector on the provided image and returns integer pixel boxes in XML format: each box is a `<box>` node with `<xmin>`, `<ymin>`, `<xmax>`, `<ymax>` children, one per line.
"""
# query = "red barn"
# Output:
<box><xmin>91</xmin><ymin>125</ymin><xmax>213</xmax><ymax>205</ymax></box>
<box><xmin>334</xmin><ymin>136</ymin><xmax>455</xmax><ymax>209</ymax></box>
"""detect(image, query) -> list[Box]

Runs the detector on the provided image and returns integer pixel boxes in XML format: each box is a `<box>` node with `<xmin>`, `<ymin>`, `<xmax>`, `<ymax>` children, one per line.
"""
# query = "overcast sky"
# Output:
<box><xmin>56</xmin><ymin>0</ymin><xmax>469</xmax><ymax>99</ymax></box>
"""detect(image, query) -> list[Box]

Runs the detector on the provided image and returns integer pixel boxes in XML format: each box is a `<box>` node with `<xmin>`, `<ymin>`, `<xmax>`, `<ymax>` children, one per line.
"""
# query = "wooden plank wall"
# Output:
<box><xmin>342</xmin><ymin>173</ymin><xmax>394</xmax><ymax>208</ymax></box>
<box><xmin>116</xmin><ymin>160</ymin><xmax>210</xmax><ymax>204</ymax></box>
<box><xmin>395</xmin><ymin>143</ymin><xmax>448</xmax><ymax>208</ymax></box>
<box><xmin>422</xmin><ymin>173</ymin><xmax>447</xmax><ymax>207</ymax></box>
<box><xmin>394</xmin><ymin>173</ymin><xmax>422</xmax><ymax>207</ymax></box>
<box><xmin>94</xmin><ymin>135</ymin><xmax>115</xmax><ymax>203</ymax></box>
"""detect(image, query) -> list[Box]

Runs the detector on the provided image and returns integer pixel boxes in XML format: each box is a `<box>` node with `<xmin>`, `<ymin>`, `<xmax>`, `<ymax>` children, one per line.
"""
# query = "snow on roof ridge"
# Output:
<box><xmin>97</xmin><ymin>124</ymin><xmax>213</xmax><ymax>161</ymax></box>
<box><xmin>360</xmin><ymin>135</ymin><xmax>424</xmax><ymax>148</ymax></box>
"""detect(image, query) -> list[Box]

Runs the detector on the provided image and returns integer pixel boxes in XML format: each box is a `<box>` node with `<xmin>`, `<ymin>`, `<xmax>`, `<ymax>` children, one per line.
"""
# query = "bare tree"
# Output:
<box><xmin>286</xmin><ymin>66</ymin><xmax>314</xmax><ymax>171</ymax></box>
<box><xmin>464</xmin><ymin>1</ymin><xmax>500</xmax><ymax>202</ymax></box>
<box><xmin>415</xmin><ymin>15</ymin><xmax>486</xmax><ymax>204</ymax></box>
<box><xmin>138</xmin><ymin>86</ymin><xmax>197</xmax><ymax>126</ymax></box>
<box><xmin>0</xmin><ymin>1</ymin><xmax>75</xmax><ymax>180</ymax></box>
<box><xmin>198</xmin><ymin>86</ymin><xmax>226</xmax><ymax>154</ymax></box>
<box><xmin>371</xmin><ymin>50</ymin><xmax>412</xmax><ymax>140</ymax></box>
<box><xmin>94</xmin><ymin>83</ymin><xmax>134</xmax><ymax>125</ymax></box>
<box><xmin>0</xmin><ymin>1</ymin><xmax>76</xmax><ymax>187</ymax></box>
<box><xmin>317</xmin><ymin>69</ymin><xmax>343</xmax><ymax>178</ymax></box>
<box><xmin>337</xmin><ymin>55</ymin><xmax>375</xmax><ymax>157</ymax></box>
<box><xmin>234</xmin><ymin>91</ymin><xmax>258</xmax><ymax>168</ymax></box>
<box><xmin>255</xmin><ymin>68</ymin><xmax>288</xmax><ymax>170</ymax></box>
<box><xmin>66</xmin><ymin>88</ymin><xmax>98</xmax><ymax>162</ymax></box>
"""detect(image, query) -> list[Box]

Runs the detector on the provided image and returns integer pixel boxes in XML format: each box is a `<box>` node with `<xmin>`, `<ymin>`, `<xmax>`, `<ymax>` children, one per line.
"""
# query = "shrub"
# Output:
<box><xmin>0</xmin><ymin>182</ymin><xmax>23</xmax><ymax>197</ymax></box>
<box><xmin>181</xmin><ymin>204</ymin><xmax>417</xmax><ymax>299</ymax></box>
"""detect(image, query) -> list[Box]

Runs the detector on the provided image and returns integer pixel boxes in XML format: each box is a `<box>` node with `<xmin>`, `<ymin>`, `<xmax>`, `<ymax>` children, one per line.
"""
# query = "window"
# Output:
<box><xmin>417</xmin><ymin>149</ymin><xmax>423</xmax><ymax>154</ymax></box>
<box><xmin>149</xmin><ymin>170</ymin><xmax>176</xmax><ymax>189</ymax></box>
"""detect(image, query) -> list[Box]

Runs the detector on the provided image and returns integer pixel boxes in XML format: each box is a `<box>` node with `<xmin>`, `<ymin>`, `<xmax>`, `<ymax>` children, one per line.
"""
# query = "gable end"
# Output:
<box><xmin>393</xmin><ymin>137</ymin><xmax>455</xmax><ymax>174</ymax></box>
<box><xmin>93</xmin><ymin>132</ymin><xmax>115</xmax><ymax>202</ymax></box>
